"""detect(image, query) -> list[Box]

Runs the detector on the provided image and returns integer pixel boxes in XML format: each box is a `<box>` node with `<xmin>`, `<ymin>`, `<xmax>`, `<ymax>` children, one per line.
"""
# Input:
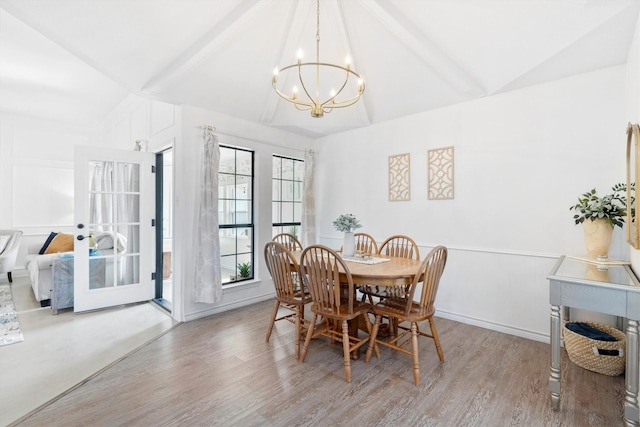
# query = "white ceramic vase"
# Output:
<box><xmin>583</xmin><ymin>218</ymin><xmax>613</xmax><ymax>260</ymax></box>
<box><xmin>343</xmin><ymin>232</ymin><xmax>355</xmax><ymax>257</ymax></box>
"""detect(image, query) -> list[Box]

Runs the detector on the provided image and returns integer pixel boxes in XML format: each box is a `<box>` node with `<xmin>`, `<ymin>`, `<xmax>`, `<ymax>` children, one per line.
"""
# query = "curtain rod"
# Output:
<box><xmin>200</xmin><ymin>124</ymin><xmax>216</xmax><ymax>132</ymax></box>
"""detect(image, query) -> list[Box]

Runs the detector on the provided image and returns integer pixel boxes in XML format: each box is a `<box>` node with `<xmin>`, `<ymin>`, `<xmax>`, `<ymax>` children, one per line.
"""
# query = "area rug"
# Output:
<box><xmin>0</xmin><ymin>284</ymin><xmax>24</xmax><ymax>346</ymax></box>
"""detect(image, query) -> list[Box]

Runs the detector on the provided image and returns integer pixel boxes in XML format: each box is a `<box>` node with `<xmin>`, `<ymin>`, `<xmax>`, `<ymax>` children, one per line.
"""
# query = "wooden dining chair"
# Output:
<box><xmin>354</xmin><ymin>232</ymin><xmax>378</xmax><ymax>255</ymax></box>
<box><xmin>360</xmin><ymin>234</ymin><xmax>420</xmax><ymax>302</ymax></box>
<box><xmin>272</xmin><ymin>233</ymin><xmax>303</xmax><ymax>252</ymax></box>
<box><xmin>264</xmin><ymin>241</ymin><xmax>312</xmax><ymax>359</ymax></box>
<box><xmin>299</xmin><ymin>245</ymin><xmax>374</xmax><ymax>382</ymax></box>
<box><xmin>365</xmin><ymin>245</ymin><xmax>448</xmax><ymax>385</ymax></box>
<box><xmin>379</xmin><ymin>234</ymin><xmax>420</xmax><ymax>260</ymax></box>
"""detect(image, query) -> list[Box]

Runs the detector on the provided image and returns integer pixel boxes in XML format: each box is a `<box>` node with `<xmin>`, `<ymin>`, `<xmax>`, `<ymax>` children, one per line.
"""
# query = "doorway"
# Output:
<box><xmin>155</xmin><ymin>147</ymin><xmax>173</xmax><ymax>310</ymax></box>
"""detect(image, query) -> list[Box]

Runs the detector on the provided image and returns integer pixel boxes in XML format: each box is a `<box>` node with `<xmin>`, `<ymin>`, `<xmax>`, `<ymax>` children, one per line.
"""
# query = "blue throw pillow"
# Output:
<box><xmin>39</xmin><ymin>232</ymin><xmax>58</xmax><ymax>254</ymax></box>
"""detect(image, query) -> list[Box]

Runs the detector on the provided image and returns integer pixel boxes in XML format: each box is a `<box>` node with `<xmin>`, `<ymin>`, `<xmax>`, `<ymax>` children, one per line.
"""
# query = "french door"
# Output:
<box><xmin>74</xmin><ymin>146</ymin><xmax>155</xmax><ymax>312</ymax></box>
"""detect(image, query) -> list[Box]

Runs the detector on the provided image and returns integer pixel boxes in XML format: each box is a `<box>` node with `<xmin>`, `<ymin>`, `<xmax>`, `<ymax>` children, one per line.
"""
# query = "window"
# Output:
<box><xmin>219</xmin><ymin>146</ymin><xmax>254</xmax><ymax>284</ymax></box>
<box><xmin>272</xmin><ymin>155</ymin><xmax>304</xmax><ymax>238</ymax></box>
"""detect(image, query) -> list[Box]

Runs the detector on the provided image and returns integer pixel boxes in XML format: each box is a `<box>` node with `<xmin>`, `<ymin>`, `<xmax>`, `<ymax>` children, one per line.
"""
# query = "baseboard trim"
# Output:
<box><xmin>182</xmin><ymin>295</ymin><xmax>550</xmax><ymax>344</ymax></box>
<box><xmin>183</xmin><ymin>292</ymin><xmax>274</xmax><ymax>322</ymax></box>
<box><xmin>436</xmin><ymin>309</ymin><xmax>549</xmax><ymax>344</ymax></box>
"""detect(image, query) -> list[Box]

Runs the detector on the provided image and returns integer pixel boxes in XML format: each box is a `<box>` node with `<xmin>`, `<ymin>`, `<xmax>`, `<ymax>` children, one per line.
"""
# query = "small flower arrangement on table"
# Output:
<box><xmin>333</xmin><ymin>213</ymin><xmax>362</xmax><ymax>233</ymax></box>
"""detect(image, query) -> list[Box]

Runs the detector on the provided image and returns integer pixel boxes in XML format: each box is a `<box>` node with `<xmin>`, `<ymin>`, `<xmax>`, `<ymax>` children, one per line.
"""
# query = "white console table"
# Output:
<box><xmin>548</xmin><ymin>255</ymin><xmax>640</xmax><ymax>426</ymax></box>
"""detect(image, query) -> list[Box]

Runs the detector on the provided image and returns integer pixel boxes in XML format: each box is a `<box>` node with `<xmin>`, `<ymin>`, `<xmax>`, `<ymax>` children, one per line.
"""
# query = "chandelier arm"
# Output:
<box><xmin>321</xmin><ymin>69</ymin><xmax>352</xmax><ymax>108</ymax></box>
<box><xmin>324</xmin><ymin>95</ymin><xmax>362</xmax><ymax>110</ymax></box>
<box><xmin>294</xmin><ymin>104</ymin><xmax>312</xmax><ymax>111</ymax></box>
<box><xmin>297</xmin><ymin>64</ymin><xmax>317</xmax><ymax>108</ymax></box>
<box><xmin>315</xmin><ymin>63</ymin><xmax>365</xmax><ymax>102</ymax></box>
<box><xmin>272</xmin><ymin>80</ymin><xmax>314</xmax><ymax>109</ymax></box>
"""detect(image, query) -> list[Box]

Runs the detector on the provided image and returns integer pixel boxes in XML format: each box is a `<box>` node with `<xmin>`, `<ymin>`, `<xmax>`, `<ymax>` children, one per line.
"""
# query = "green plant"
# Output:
<box><xmin>569</xmin><ymin>183</ymin><xmax>634</xmax><ymax>229</ymax></box>
<box><xmin>237</xmin><ymin>262</ymin><xmax>252</xmax><ymax>278</ymax></box>
<box><xmin>333</xmin><ymin>213</ymin><xmax>362</xmax><ymax>233</ymax></box>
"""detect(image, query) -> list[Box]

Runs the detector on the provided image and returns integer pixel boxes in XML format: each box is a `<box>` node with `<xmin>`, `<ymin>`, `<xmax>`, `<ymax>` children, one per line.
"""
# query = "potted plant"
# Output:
<box><xmin>333</xmin><ymin>213</ymin><xmax>362</xmax><ymax>257</ymax></box>
<box><xmin>237</xmin><ymin>262</ymin><xmax>252</xmax><ymax>279</ymax></box>
<box><xmin>569</xmin><ymin>183</ymin><xmax>633</xmax><ymax>260</ymax></box>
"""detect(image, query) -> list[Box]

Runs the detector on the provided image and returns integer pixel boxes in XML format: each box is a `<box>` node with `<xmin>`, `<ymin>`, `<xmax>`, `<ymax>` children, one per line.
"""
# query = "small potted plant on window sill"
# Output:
<box><xmin>237</xmin><ymin>262</ymin><xmax>252</xmax><ymax>279</ymax></box>
<box><xmin>569</xmin><ymin>183</ymin><xmax>634</xmax><ymax>260</ymax></box>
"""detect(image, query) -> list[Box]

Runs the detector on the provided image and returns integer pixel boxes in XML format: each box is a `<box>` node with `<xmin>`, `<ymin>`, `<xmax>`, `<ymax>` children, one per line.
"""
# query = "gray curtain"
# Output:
<box><xmin>301</xmin><ymin>149</ymin><xmax>316</xmax><ymax>246</ymax></box>
<box><xmin>193</xmin><ymin>130</ymin><xmax>222</xmax><ymax>303</ymax></box>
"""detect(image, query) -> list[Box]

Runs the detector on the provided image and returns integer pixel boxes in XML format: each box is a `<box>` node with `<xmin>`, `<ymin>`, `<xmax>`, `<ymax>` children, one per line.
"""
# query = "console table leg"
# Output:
<box><xmin>625</xmin><ymin>319</ymin><xmax>640</xmax><ymax>426</ymax></box>
<box><xmin>550</xmin><ymin>304</ymin><xmax>561</xmax><ymax>410</ymax></box>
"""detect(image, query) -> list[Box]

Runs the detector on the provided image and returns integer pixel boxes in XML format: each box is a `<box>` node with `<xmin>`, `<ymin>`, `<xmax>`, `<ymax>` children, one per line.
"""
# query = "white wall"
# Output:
<box><xmin>0</xmin><ymin>113</ymin><xmax>100</xmax><ymax>268</ymax></box>
<box><xmin>175</xmin><ymin>105</ymin><xmax>313</xmax><ymax>322</ymax></box>
<box><xmin>314</xmin><ymin>66</ymin><xmax>628</xmax><ymax>342</ymax></box>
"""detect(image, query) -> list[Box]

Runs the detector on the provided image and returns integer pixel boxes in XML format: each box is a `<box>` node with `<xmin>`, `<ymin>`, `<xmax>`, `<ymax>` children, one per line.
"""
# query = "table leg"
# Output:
<box><xmin>549</xmin><ymin>304</ymin><xmax>561</xmax><ymax>410</ymax></box>
<box><xmin>624</xmin><ymin>319</ymin><xmax>640</xmax><ymax>426</ymax></box>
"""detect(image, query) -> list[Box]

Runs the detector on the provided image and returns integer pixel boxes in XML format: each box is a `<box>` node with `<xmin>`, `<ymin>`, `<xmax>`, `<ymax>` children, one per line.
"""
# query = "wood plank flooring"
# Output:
<box><xmin>14</xmin><ymin>300</ymin><xmax>626</xmax><ymax>426</ymax></box>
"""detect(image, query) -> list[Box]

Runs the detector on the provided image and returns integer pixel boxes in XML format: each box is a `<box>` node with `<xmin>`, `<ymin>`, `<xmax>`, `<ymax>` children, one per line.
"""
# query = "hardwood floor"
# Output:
<box><xmin>14</xmin><ymin>299</ymin><xmax>625</xmax><ymax>426</ymax></box>
<box><xmin>1</xmin><ymin>276</ymin><xmax>176</xmax><ymax>426</ymax></box>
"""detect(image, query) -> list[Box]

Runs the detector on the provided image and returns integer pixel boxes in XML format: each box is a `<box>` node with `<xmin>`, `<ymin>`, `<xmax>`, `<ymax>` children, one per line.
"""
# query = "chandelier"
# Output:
<box><xmin>272</xmin><ymin>0</ymin><xmax>365</xmax><ymax>118</ymax></box>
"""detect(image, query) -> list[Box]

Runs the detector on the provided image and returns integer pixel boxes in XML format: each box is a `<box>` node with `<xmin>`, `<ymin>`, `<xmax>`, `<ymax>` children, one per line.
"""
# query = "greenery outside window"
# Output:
<box><xmin>219</xmin><ymin>146</ymin><xmax>254</xmax><ymax>284</ymax></box>
<box><xmin>272</xmin><ymin>155</ymin><xmax>304</xmax><ymax>239</ymax></box>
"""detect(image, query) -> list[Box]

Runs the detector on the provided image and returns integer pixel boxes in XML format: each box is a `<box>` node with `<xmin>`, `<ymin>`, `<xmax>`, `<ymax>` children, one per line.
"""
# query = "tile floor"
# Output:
<box><xmin>0</xmin><ymin>274</ymin><xmax>177</xmax><ymax>426</ymax></box>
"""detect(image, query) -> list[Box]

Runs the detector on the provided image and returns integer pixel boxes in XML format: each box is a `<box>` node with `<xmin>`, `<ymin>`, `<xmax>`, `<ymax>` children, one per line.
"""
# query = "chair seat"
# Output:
<box><xmin>372</xmin><ymin>297</ymin><xmax>435</xmax><ymax>322</ymax></box>
<box><xmin>277</xmin><ymin>290</ymin><xmax>312</xmax><ymax>306</ymax></box>
<box><xmin>310</xmin><ymin>300</ymin><xmax>372</xmax><ymax>321</ymax></box>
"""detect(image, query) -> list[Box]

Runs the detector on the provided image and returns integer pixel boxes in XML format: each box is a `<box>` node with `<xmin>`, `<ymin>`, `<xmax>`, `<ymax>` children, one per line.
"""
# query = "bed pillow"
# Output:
<box><xmin>95</xmin><ymin>232</ymin><xmax>127</xmax><ymax>252</ymax></box>
<box><xmin>0</xmin><ymin>235</ymin><xmax>10</xmax><ymax>255</ymax></box>
<box><xmin>44</xmin><ymin>232</ymin><xmax>74</xmax><ymax>254</ymax></box>
<box><xmin>38</xmin><ymin>232</ymin><xmax>58</xmax><ymax>254</ymax></box>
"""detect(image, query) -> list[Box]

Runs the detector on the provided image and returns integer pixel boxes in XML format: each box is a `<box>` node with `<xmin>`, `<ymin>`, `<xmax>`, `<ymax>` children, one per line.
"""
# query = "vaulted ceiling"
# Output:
<box><xmin>1</xmin><ymin>0</ymin><xmax>639</xmax><ymax>138</ymax></box>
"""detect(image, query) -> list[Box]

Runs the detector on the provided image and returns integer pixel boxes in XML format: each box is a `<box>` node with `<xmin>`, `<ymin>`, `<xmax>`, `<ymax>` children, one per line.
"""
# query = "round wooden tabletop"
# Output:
<box><xmin>292</xmin><ymin>251</ymin><xmax>422</xmax><ymax>287</ymax></box>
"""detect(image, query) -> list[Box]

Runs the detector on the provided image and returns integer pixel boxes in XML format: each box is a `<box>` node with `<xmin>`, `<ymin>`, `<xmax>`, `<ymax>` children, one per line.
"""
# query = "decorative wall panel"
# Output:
<box><xmin>388</xmin><ymin>153</ymin><xmax>410</xmax><ymax>201</ymax></box>
<box><xmin>428</xmin><ymin>146</ymin><xmax>454</xmax><ymax>200</ymax></box>
<box><xmin>12</xmin><ymin>164</ymin><xmax>74</xmax><ymax>227</ymax></box>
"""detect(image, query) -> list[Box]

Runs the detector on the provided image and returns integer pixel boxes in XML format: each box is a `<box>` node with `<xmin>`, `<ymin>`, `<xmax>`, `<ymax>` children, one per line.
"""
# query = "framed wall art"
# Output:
<box><xmin>428</xmin><ymin>146</ymin><xmax>454</xmax><ymax>200</ymax></box>
<box><xmin>388</xmin><ymin>153</ymin><xmax>410</xmax><ymax>201</ymax></box>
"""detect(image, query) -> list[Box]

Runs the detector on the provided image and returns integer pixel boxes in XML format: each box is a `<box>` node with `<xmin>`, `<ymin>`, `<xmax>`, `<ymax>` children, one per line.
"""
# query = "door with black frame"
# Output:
<box><xmin>154</xmin><ymin>147</ymin><xmax>173</xmax><ymax>310</ymax></box>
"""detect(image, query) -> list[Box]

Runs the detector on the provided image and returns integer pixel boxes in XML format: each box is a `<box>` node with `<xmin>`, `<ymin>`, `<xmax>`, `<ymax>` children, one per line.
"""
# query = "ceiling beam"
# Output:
<box><xmin>141</xmin><ymin>0</ymin><xmax>271</xmax><ymax>95</ymax></box>
<box><xmin>333</xmin><ymin>0</ymin><xmax>371</xmax><ymax>125</ymax></box>
<box><xmin>260</xmin><ymin>0</ymin><xmax>311</xmax><ymax>124</ymax></box>
<box><xmin>359</xmin><ymin>0</ymin><xmax>485</xmax><ymax>98</ymax></box>
<box><xmin>0</xmin><ymin>4</ymin><xmax>132</xmax><ymax>92</ymax></box>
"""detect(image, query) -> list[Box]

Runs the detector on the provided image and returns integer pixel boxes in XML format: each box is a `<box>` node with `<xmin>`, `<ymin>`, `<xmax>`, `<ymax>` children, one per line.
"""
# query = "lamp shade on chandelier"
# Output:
<box><xmin>272</xmin><ymin>0</ymin><xmax>365</xmax><ymax>118</ymax></box>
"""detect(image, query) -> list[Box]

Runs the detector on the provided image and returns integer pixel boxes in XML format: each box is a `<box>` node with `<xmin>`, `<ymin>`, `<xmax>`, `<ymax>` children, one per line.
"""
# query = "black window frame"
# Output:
<box><xmin>219</xmin><ymin>145</ymin><xmax>254</xmax><ymax>285</ymax></box>
<box><xmin>272</xmin><ymin>154</ymin><xmax>304</xmax><ymax>238</ymax></box>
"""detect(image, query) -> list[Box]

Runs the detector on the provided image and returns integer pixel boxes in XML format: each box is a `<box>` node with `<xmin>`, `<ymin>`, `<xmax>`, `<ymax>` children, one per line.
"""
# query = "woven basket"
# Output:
<box><xmin>563</xmin><ymin>322</ymin><xmax>626</xmax><ymax>376</ymax></box>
